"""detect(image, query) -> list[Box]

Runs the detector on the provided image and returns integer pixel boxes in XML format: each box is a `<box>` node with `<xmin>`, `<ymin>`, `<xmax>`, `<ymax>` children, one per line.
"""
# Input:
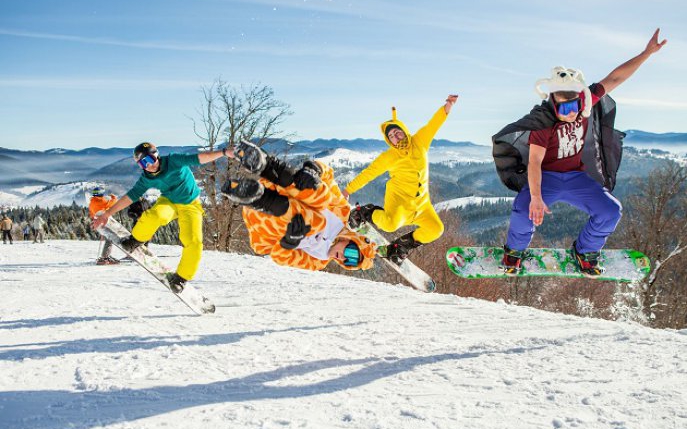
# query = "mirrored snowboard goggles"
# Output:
<box><xmin>137</xmin><ymin>154</ymin><xmax>158</xmax><ymax>169</ymax></box>
<box><xmin>343</xmin><ymin>242</ymin><xmax>361</xmax><ymax>267</ymax></box>
<box><xmin>555</xmin><ymin>98</ymin><xmax>581</xmax><ymax>116</ymax></box>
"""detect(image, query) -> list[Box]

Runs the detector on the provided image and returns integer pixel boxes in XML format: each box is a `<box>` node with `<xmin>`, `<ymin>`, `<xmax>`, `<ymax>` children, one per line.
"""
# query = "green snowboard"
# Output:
<box><xmin>446</xmin><ymin>246</ymin><xmax>650</xmax><ymax>283</ymax></box>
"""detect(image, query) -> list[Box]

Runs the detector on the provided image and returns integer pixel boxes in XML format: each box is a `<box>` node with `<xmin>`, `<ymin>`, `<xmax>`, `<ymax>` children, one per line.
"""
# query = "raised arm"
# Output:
<box><xmin>198</xmin><ymin>147</ymin><xmax>232</xmax><ymax>164</ymax></box>
<box><xmin>599</xmin><ymin>28</ymin><xmax>667</xmax><ymax>93</ymax></box>
<box><xmin>414</xmin><ymin>95</ymin><xmax>458</xmax><ymax>151</ymax></box>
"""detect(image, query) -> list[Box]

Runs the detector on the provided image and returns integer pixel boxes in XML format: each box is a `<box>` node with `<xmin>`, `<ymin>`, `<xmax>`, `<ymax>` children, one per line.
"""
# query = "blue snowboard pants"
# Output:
<box><xmin>506</xmin><ymin>171</ymin><xmax>622</xmax><ymax>254</ymax></box>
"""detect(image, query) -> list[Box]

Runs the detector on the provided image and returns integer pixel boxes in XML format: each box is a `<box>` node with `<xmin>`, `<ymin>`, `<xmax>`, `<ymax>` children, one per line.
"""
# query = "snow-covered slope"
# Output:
<box><xmin>1</xmin><ymin>241</ymin><xmax>685</xmax><ymax>429</ymax></box>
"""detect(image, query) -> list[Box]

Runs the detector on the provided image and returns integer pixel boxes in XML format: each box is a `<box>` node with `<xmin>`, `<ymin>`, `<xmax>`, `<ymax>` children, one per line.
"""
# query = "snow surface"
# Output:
<box><xmin>1</xmin><ymin>240</ymin><xmax>686</xmax><ymax>429</ymax></box>
<box><xmin>434</xmin><ymin>196</ymin><xmax>514</xmax><ymax>212</ymax></box>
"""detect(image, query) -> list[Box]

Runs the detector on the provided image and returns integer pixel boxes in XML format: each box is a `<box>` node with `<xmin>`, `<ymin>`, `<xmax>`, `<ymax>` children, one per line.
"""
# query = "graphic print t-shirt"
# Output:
<box><xmin>528</xmin><ymin>83</ymin><xmax>606</xmax><ymax>172</ymax></box>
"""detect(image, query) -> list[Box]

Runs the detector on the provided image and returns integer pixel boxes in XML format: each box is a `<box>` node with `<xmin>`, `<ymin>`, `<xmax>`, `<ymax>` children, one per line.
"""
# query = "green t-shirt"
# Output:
<box><xmin>126</xmin><ymin>153</ymin><xmax>201</xmax><ymax>204</ymax></box>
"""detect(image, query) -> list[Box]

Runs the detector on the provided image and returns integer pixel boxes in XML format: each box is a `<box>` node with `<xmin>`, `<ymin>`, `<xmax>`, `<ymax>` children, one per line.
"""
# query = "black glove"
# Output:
<box><xmin>293</xmin><ymin>161</ymin><xmax>322</xmax><ymax>191</ymax></box>
<box><xmin>280</xmin><ymin>214</ymin><xmax>311</xmax><ymax>249</ymax></box>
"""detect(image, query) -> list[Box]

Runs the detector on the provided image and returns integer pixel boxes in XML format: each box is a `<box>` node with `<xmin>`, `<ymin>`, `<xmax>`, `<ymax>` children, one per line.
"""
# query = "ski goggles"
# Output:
<box><xmin>137</xmin><ymin>154</ymin><xmax>158</xmax><ymax>169</ymax></box>
<box><xmin>554</xmin><ymin>98</ymin><xmax>581</xmax><ymax>116</ymax></box>
<box><xmin>343</xmin><ymin>242</ymin><xmax>361</xmax><ymax>267</ymax></box>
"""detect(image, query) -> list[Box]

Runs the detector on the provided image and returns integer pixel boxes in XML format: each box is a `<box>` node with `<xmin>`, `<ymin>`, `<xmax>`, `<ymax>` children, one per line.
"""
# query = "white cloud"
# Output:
<box><xmin>0</xmin><ymin>78</ymin><xmax>209</xmax><ymax>90</ymax></box>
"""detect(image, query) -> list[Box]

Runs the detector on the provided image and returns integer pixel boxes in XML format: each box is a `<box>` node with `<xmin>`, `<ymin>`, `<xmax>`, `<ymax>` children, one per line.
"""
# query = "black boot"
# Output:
<box><xmin>500</xmin><ymin>245</ymin><xmax>524</xmax><ymax>276</ymax></box>
<box><xmin>571</xmin><ymin>241</ymin><xmax>604</xmax><ymax>277</ymax></box>
<box><xmin>348</xmin><ymin>203</ymin><xmax>382</xmax><ymax>229</ymax></box>
<box><xmin>222</xmin><ymin>177</ymin><xmax>289</xmax><ymax>217</ymax></box>
<box><xmin>166</xmin><ymin>272</ymin><xmax>187</xmax><ymax>294</ymax></box>
<box><xmin>234</xmin><ymin>140</ymin><xmax>295</xmax><ymax>187</ymax></box>
<box><xmin>384</xmin><ymin>232</ymin><xmax>422</xmax><ymax>265</ymax></box>
<box><xmin>120</xmin><ymin>235</ymin><xmax>145</xmax><ymax>253</ymax></box>
<box><xmin>234</xmin><ymin>140</ymin><xmax>267</xmax><ymax>174</ymax></box>
<box><xmin>293</xmin><ymin>160</ymin><xmax>322</xmax><ymax>190</ymax></box>
<box><xmin>222</xmin><ymin>177</ymin><xmax>265</xmax><ymax>204</ymax></box>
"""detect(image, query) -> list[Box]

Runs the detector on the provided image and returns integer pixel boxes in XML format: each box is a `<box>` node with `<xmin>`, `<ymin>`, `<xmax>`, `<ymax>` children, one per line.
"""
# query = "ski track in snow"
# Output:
<box><xmin>0</xmin><ymin>240</ymin><xmax>685</xmax><ymax>429</ymax></box>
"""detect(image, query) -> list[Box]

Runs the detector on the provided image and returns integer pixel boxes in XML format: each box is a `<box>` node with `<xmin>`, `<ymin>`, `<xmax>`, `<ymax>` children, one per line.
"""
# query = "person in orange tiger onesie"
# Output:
<box><xmin>222</xmin><ymin>140</ymin><xmax>376</xmax><ymax>271</ymax></box>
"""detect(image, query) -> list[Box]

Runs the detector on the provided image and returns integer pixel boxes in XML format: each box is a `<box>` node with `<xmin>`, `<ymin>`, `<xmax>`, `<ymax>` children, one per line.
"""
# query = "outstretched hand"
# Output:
<box><xmin>444</xmin><ymin>94</ymin><xmax>459</xmax><ymax>114</ymax></box>
<box><xmin>644</xmin><ymin>28</ymin><xmax>667</xmax><ymax>56</ymax></box>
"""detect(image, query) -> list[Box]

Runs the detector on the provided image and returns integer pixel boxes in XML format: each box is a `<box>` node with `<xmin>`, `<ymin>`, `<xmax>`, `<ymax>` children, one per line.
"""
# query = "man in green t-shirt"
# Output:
<box><xmin>93</xmin><ymin>142</ymin><xmax>230</xmax><ymax>292</ymax></box>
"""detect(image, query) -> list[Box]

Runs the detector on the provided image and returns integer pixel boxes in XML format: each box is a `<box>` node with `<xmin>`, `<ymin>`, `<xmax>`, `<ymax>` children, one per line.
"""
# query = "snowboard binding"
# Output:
<box><xmin>348</xmin><ymin>203</ymin><xmax>382</xmax><ymax>229</ymax></box>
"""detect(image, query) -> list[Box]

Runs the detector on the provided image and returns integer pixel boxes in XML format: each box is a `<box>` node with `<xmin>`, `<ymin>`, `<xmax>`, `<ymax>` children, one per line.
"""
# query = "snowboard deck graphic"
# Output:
<box><xmin>446</xmin><ymin>246</ymin><xmax>650</xmax><ymax>283</ymax></box>
<box><xmin>355</xmin><ymin>223</ymin><xmax>436</xmax><ymax>293</ymax></box>
<box><xmin>97</xmin><ymin>217</ymin><xmax>215</xmax><ymax>314</ymax></box>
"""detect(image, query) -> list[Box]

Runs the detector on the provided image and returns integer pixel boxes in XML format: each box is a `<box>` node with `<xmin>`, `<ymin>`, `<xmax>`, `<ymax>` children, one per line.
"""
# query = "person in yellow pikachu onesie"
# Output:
<box><xmin>343</xmin><ymin>95</ymin><xmax>458</xmax><ymax>264</ymax></box>
<box><xmin>221</xmin><ymin>140</ymin><xmax>376</xmax><ymax>272</ymax></box>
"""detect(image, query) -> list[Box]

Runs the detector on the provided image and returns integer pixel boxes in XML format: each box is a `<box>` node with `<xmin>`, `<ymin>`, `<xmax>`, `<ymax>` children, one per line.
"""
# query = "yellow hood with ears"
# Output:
<box><xmin>380</xmin><ymin>107</ymin><xmax>413</xmax><ymax>156</ymax></box>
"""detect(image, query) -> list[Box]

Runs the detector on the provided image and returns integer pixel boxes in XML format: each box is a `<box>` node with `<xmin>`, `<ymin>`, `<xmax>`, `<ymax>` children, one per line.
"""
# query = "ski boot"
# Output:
<box><xmin>120</xmin><ymin>235</ymin><xmax>145</xmax><ymax>253</ymax></box>
<box><xmin>501</xmin><ymin>245</ymin><xmax>524</xmax><ymax>276</ymax></box>
<box><xmin>348</xmin><ymin>203</ymin><xmax>382</xmax><ymax>229</ymax></box>
<box><xmin>221</xmin><ymin>177</ymin><xmax>265</xmax><ymax>205</ymax></box>
<box><xmin>96</xmin><ymin>256</ymin><xmax>120</xmax><ymax>265</ymax></box>
<box><xmin>571</xmin><ymin>241</ymin><xmax>604</xmax><ymax>277</ymax></box>
<box><xmin>384</xmin><ymin>232</ymin><xmax>422</xmax><ymax>265</ymax></box>
<box><xmin>166</xmin><ymin>272</ymin><xmax>187</xmax><ymax>294</ymax></box>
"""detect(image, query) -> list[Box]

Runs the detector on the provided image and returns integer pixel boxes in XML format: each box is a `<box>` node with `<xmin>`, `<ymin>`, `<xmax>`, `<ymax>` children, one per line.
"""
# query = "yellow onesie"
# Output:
<box><xmin>344</xmin><ymin>106</ymin><xmax>447</xmax><ymax>244</ymax></box>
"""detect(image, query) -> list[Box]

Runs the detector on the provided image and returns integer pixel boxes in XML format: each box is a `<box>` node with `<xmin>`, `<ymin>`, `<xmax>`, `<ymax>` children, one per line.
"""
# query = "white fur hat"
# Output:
<box><xmin>535</xmin><ymin>66</ymin><xmax>592</xmax><ymax>118</ymax></box>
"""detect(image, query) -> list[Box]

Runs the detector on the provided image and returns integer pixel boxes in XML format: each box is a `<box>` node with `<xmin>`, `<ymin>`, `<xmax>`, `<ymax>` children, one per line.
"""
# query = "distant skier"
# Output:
<box><xmin>88</xmin><ymin>186</ymin><xmax>119</xmax><ymax>265</ymax></box>
<box><xmin>492</xmin><ymin>29</ymin><xmax>667</xmax><ymax>277</ymax></box>
<box><xmin>1</xmin><ymin>214</ymin><xmax>13</xmax><ymax>244</ymax></box>
<box><xmin>222</xmin><ymin>140</ymin><xmax>376</xmax><ymax>271</ymax></box>
<box><xmin>92</xmin><ymin>142</ymin><xmax>230</xmax><ymax>293</ymax></box>
<box><xmin>22</xmin><ymin>224</ymin><xmax>30</xmax><ymax>241</ymax></box>
<box><xmin>342</xmin><ymin>94</ymin><xmax>458</xmax><ymax>264</ymax></box>
<box><xmin>32</xmin><ymin>214</ymin><xmax>46</xmax><ymax>243</ymax></box>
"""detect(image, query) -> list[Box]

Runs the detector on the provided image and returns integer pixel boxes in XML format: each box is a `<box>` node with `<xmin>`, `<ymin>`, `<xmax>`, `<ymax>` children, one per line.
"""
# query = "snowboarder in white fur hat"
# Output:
<box><xmin>535</xmin><ymin>66</ymin><xmax>593</xmax><ymax>118</ymax></box>
<box><xmin>492</xmin><ymin>29</ymin><xmax>667</xmax><ymax>277</ymax></box>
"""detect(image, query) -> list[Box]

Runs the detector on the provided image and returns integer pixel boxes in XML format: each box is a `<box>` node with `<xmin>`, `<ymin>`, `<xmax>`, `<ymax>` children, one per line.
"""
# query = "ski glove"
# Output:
<box><xmin>280</xmin><ymin>214</ymin><xmax>311</xmax><ymax>249</ymax></box>
<box><xmin>293</xmin><ymin>161</ymin><xmax>322</xmax><ymax>191</ymax></box>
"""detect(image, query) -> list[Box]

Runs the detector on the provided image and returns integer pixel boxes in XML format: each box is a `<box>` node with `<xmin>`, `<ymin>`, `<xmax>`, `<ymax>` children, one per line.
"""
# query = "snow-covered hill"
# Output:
<box><xmin>434</xmin><ymin>196</ymin><xmax>514</xmax><ymax>212</ymax></box>
<box><xmin>1</xmin><ymin>241</ymin><xmax>686</xmax><ymax>429</ymax></box>
<box><xmin>313</xmin><ymin>148</ymin><xmax>380</xmax><ymax>168</ymax></box>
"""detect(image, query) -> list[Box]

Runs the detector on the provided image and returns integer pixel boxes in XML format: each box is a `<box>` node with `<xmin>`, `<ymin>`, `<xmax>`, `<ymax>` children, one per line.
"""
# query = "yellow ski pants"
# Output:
<box><xmin>371</xmin><ymin>192</ymin><xmax>444</xmax><ymax>244</ymax></box>
<box><xmin>131</xmin><ymin>196</ymin><xmax>205</xmax><ymax>281</ymax></box>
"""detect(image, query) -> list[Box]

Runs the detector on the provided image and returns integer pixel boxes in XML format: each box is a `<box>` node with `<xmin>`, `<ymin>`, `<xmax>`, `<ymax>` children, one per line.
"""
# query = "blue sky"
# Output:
<box><xmin>1</xmin><ymin>0</ymin><xmax>685</xmax><ymax>150</ymax></box>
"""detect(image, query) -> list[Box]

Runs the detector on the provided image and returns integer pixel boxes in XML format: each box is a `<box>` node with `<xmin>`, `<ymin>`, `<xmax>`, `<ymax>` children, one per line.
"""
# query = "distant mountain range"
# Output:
<box><xmin>1</xmin><ymin>132</ymin><xmax>685</xmax><ymax>210</ymax></box>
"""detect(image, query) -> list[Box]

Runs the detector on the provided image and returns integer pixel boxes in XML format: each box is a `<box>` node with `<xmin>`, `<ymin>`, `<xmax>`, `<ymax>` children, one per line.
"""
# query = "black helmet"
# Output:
<box><xmin>133</xmin><ymin>142</ymin><xmax>158</xmax><ymax>161</ymax></box>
